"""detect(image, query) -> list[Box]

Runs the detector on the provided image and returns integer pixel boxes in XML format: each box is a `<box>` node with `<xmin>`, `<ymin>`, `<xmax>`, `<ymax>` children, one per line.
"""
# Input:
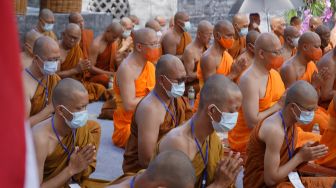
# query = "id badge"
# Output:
<box><xmin>288</xmin><ymin>172</ymin><xmax>304</xmax><ymax>188</ymax></box>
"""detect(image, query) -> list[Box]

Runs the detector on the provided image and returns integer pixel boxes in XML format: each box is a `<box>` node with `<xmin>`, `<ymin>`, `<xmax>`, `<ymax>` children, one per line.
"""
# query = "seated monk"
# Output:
<box><xmin>112</xmin><ymin>28</ymin><xmax>160</xmax><ymax>148</ymax></box>
<box><xmin>23</xmin><ymin>36</ymin><xmax>61</xmax><ymax>127</ymax></box>
<box><xmin>145</xmin><ymin>19</ymin><xmax>162</xmax><ymax>38</ymax></box>
<box><xmin>228</xmin><ymin>14</ymin><xmax>249</xmax><ymax>59</ymax></box>
<box><xmin>248</xmin><ymin>13</ymin><xmax>261</xmax><ymax>33</ymax></box>
<box><xmin>244</xmin><ymin>80</ymin><xmax>330</xmax><ymax>188</ymax></box>
<box><xmin>309</xmin><ymin>16</ymin><xmax>323</xmax><ymax>32</ymax></box>
<box><xmin>129</xmin><ymin>15</ymin><xmax>140</xmax><ymax>30</ymax></box>
<box><xmin>290</xmin><ymin>16</ymin><xmax>302</xmax><ymax>32</ymax></box>
<box><xmin>57</xmin><ymin>24</ymin><xmax>106</xmax><ymax>102</ymax></box>
<box><xmin>109</xmin><ymin>150</ymin><xmax>196</xmax><ymax>188</ymax></box>
<box><xmin>161</xmin><ymin>11</ymin><xmax>192</xmax><ymax>58</ymax></box>
<box><xmin>88</xmin><ymin>22</ymin><xmax>124</xmax><ymax>87</ymax></box>
<box><xmin>123</xmin><ymin>54</ymin><xmax>192</xmax><ymax>173</ymax></box>
<box><xmin>154</xmin><ymin>15</ymin><xmax>167</xmax><ymax>29</ymax></box>
<box><xmin>182</xmin><ymin>20</ymin><xmax>213</xmax><ymax>95</ymax></box>
<box><xmin>228</xmin><ymin>33</ymin><xmax>286</xmax><ymax>153</ymax></box>
<box><xmin>280</xmin><ymin>31</ymin><xmax>330</xmax><ymax>135</ymax></box>
<box><xmin>315</xmin><ymin>25</ymin><xmax>334</xmax><ymax>55</ymax></box>
<box><xmin>193</xmin><ymin>20</ymin><xmax>248</xmax><ymax>111</ymax></box>
<box><xmin>270</xmin><ymin>16</ymin><xmax>286</xmax><ymax>45</ymax></box>
<box><xmin>157</xmin><ymin>75</ymin><xmax>244</xmax><ymax>188</ymax></box>
<box><xmin>32</xmin><ymin>78</ymin><xmax>101</xmax><ymax>188</ymax></box>
<box><xmin>282</xmin><ymin>26</ymin><xmax>300</xmax><ymax>62</ymax></box>
<box><xmin>118</xmin><ymin>17</ymin><xmax>135</xmax><ymax>61</ymax></box>
<box><xmin>69</xmin><ymin>12</ymin><xmax>94</xmax><ymax>59</ymax></box>
<box><xmin>21</xmin><ymin>30</ymin><xmax>42</xmax><ymax>68</ymax></box>
<box><xmin>33</xmin><ymin>9</ymin><xmax>57</xmax><ymax>41</ymax></box>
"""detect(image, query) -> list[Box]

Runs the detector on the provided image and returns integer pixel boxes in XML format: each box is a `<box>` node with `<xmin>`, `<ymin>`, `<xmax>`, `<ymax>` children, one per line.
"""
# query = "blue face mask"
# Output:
<box><xmin>293</xmin><ymin>104</ymin><xmax>315</xmax><ymax>125</ymax></box>
<box><xmin>43</xmin><ymin>23</ymin><xmax>54</xmax><ymax>32</ymax></box>
<box><xmin>62</xmin><ymin>106</ymin><xmax>89</xmax><ymax>129</ymax></box>
<box><xmin>239</xmin><ymin>27</ymin><xmax>248</xmax><ymax>36</ymax></box>
<box><xmin>210</xmin><ymin>105</ymin><xmax>238</xmax><ymax>132</ymax></box>
<box><xmin>183</xmin><ymin>21</ymin><xmax>191</xmax><ymax>32</ymax></box>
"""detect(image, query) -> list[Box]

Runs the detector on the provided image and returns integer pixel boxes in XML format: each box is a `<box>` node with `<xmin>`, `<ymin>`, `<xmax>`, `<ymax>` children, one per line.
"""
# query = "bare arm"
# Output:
<box><xmin>201</xmin><ymin>56</ymin><xmax>217</xmax><ymax>82</ymax></box>
<box><xmin>318</xmin><ymin>59</ymin><xmax>336</xmax><ymax>102</ymax></box>
<box><xmin>89</xmin><ymin>42</ymin><xmax>114</xmax><ymax>76</ymax></box>
<box><xmin>27</xmin><ymin>94</ymin><xmax>53</xmax><ymax>127</ymax></box>
<box><xmin>117</xmin><ymin>67</ymin><xmax>142</xmax><ymax>111</ymax></box>
<box><xmin>182</xmin><ymin>48</ymin><xmax>197</xmax><ymax>81</ymax></box>
<box><xmin>280</xmin><ymin>65</ymin><xmax>297</xmax><ymax>89</ymax></box>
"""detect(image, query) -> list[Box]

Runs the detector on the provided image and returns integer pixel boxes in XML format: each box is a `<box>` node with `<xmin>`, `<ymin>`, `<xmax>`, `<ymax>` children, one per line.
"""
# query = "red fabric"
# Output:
<box><xmin>0</xmin><ymin>2</ymin><xmax>26</xmax><ymax>187</ymax></box>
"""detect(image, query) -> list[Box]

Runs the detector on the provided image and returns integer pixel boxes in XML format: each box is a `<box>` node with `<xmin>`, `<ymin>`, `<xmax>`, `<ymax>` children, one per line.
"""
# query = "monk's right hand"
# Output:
<box><xmin>77</xmin><ymin>59</ymin><xmax>92</xmax><ymax>73</ymax></box>
<box><xmin>297</xmin><ymin>141</ymin><xmax>328</xmax><ymax>162</ymax></box>
<box><xmin>68</xmin><ymin>144</ymin><xmax>96</xmax><ymax>175</ymax></box>
<box><xmin>311</xmin><ymin>68</ymin><xmax>330</xmax><ymax>90</ymax></box>
<box><xmin>214</xmin><ymin>151</ymin><xmax>243</xmax><ymax>186</ymax></box>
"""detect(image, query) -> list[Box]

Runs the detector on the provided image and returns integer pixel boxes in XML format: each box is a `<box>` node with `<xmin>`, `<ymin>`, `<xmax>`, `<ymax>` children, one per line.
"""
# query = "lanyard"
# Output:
<box><xmin>51</xmin><ymin>116</ymin><xmax>76</xmax><ymax>161</ymax></box>
<box><xmin>129</xmin><ymin>176</ymin><xmax>136</xmax><ymax>188</ymax></box>
<box><xmin>279</xmin><ymin>111</ymin><xmax>295</xmax><ymax>159</ymax></box>
<box><xmin>25</xmin><ymin>68</ymin><xmax>49</xmax><ymax>106</ymax></box>
<box><xmin>153</xmin><ymin>91</ymin><xmax>177</xmax><ymax>127</ymax></box>
<box><xmin>190</xmin><ymin>117</ymin><xmax>208</xmax><ymax>188</ymax></box>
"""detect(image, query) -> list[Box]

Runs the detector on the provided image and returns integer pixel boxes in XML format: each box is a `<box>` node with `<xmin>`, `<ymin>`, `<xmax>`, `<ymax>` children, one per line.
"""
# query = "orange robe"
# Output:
<box><xmin>43</xmin><ymin>31</ymin><xmax>57</xmax><ymax>41</ymax></box>
<box><xmin>80</xmin><ymin>29</ymin><xmax>94</xmax><ymax>59</ymax></box>
<box><xmin>228</xmin><ymin>34</ymin><xmax>246</xmax><ymax>59</ymax></box>
<box><xmin>112</xmin><ymin>61</ymin><xmax>156</xmax><ymax>148</ymax></box>
<box><xmin>297</xmin><ymin>61</ymin><xmax>329</xmax><ymax>135</ymax></box>
<box><xmin>176</xmin><ymin>32</ymin><xmax>192</xmax><ymax>55</ymax></box>
<box><xmin>229</xmin><ymin>69</ymin><xmax>285</xmax><ymax>152</ymax></box>
<box><xmin>193</xmin><ymin>51</ymin><xmax>233</xmax><ymax>112</ymax></box>
<box><xmin>90</xmin><ymin>41</ymin><xmax>118</xmax><ymax>87</ymax></box>
<box><xmin>60</xmin><ymin>43</ymin><xmax>106</xmax><ymax>102</ymax></box>
<box><xmin>275</xmin><ymin>32</ymin><xmax>285</xmax><ymax>45</ymax></box>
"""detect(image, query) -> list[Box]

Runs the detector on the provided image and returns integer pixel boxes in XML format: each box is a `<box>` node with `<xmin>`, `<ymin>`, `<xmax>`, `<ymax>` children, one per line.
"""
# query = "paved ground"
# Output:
<box><xmin>86</xmin><ymin>102</ymin><xmax>124</xmax><ymax>181</ymax></box>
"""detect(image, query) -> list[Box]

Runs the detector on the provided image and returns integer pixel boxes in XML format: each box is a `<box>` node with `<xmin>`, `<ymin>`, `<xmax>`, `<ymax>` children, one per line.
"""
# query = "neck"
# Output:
<box><xmin>27</xmin><ymin>63</ymin><xmax>44</xmax><ymax>80</ymax></box>
<box><xmin>295</xmin><ymin>52</ymin><xmax>310</xmax><ymax>66</ymax></box>
<box><xmin>281</xmin><ymin>107</ymin><xmax>296</xmax><ymax>129</ymax></box>
<box><xmin>132</xmin><ymin>51</ymin><xmax>147</xmax><ymax>66</ymax></box>
<box><xmin>213</xmin><ymin>41</ymin><xmax>225</xmax><ymax>55</ymax></box>
<box><xmin>153</xmin><ymin>85</ymin><xmax>171</xmax><ymax>104</ymax></box>
<box><xmin>174</xmin><ymin>25</ymin><xmax>184</xmax><ymax>35</ymax></box>
<box><xmin>36</xmin><ymin>24</ymin><xmax>44</xmax><ymax>33</ymax></box>
<box><xmin>60</xmin><ymin>40</ymin><xmax>71</xmax><ymax>51</ymax></box>
<box><xmin>253</xmin><ymin>59</ymin><xmax>270</xmax><ymax>75</ymax></box>
<box><xmin>192</xmin><ymin>111</ymin><xmax>213</xmax><ymax>144</ymax></box>
<box><xmin>195</xmin><ymin>38</ymin><xmax>205</xmax><ymax>49</ymax></box>
<box><xmin>53</xmin><ymin>113</ymin><xmax>72</xmax><ymax>137</ymax></box>
<box><xmin>247</xmin><ymin>50</ymin><xmax>254</xmax><ymax>58</ymax></box>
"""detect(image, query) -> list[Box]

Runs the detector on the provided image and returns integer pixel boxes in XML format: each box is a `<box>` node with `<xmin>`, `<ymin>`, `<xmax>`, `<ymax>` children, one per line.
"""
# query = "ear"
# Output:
<box><xmin>258</xmin><ymin>49</ymin><xmax>264</xmax><ymax>59</ymax></box>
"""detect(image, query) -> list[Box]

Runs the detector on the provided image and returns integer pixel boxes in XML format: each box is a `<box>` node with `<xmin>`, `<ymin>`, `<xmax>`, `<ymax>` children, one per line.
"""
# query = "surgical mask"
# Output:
<box><xmin>43</xmin><ymin>60</ymin><xmax>59</xmax><ymax>75</ymax></box>
<box><xmin>269</xmin><ymin>55</ymin><xmax>284</xmax><ymax>70</ymax></box>
<box><xmin>308</xmin><ymin>47</ymin><xmax>322</xmax><ymax>61</ymax></box>
<box><xmin>143</xmin><ymin>46</ymin><xmax>161</xmax><ymax>62</ymax></box>
<box><xmin>239</xmin><ymin>27</ymin><xmax>248</xmax><ymax>36</ymax></box>
<box><xmin>219</xmin><ymin>36</ymin><xmax>234</xmax><ymax>49</ymax></box>
<box><xmin>62</xmin><ymin>106</ymin><xmax>89</xmax><ymax>129</ymax></box>
<box><xmin>156</xmin><ymin>31</ymin><xmax>163</xmax><ymax>37</ymax></box>
<box><xmin>183</xmin><ymin>21</ymin><xmax>191</xmax><ymax>32</ymax></box>
<box><xmin>210</xmin><ymin>106</ymin><xmax>238</xmax><ymax>132</ymax></box>
<box><xmin>123</xmin><ymin>30</ymin><xmax>132</xmax><ymax>38</ymax></box>
<box><xmin>164</xmin><ymin>76</ymin><xmax>185</xmax><ymax>98</ymax></box>
<box><xmin>292</xmin><ymin>37</ymin><xmax>299</xmax><ymax>48</ymax></box>
<box><xmin>293</xmin><ymin>104</ymin><xmax>315</xmax><ymax>125</ymax></box>
<box><xmin>133</xmin><ymin>24</ymin><xmax>141</xmax><ymax>31</ymax></box>
<box><xmin>43</xmin><ymin>23</ymin><xmax>54</xmax><ymax>32</ymax></box>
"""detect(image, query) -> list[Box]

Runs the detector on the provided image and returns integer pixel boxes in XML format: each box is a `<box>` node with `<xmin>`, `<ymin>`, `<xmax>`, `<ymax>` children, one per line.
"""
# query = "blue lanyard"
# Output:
<box><xmin>190</xmin><ymin>117</ymin><xmax>208</xmax><ymax>188</ymax></box>
<box><xmin>153</xmin><ymin>91</ymin><xmax>177</xmax><ymax>127</ymax></box>
<box><xmin>51</xmin><ymin>116</ymin><xmax>76</xmax><ymax>161</ymax></box>
<box><xmin>129</xmin><ymin>176</ymin><xmax>135</xmax><ymax>188</ymax></box>
<box><xmin>25</xmin><ymin>68</ymin><xmax>49</xmax><ymax>106</ymax></box>
<box><xmin>279</xmin><ymin>111</ymin><xmax>295</xmax><ymax>159</ymax></box>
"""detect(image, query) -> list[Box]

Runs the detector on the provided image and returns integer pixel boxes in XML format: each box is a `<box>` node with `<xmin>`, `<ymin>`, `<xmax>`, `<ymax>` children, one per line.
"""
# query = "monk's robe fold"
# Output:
<box><xmin>42</xmin><ymin>30</ymin><xmax>57</xmax><ymax>41</ymax></box>
<box><xmin>112</xmin><ymin>61</ymin><xmax>156</xmax><ymax>148</ymax></box>
<box><xmin>175</xmin><ymin>32</ymin><xmax>192</xmax><ymax>55</ymax></box>
<box><xmin>30</xmin><ymin>74</ymin><xmax>60</xmax><ymax>116</ymax></box>
<box><xmin>276</xmin><ymin>177</ymin><xmax>336</xmax><ymax>188</ymax></box>
<box><xmin>193</xmin><ymin>51</ymin><xmax>233</xmax><ymax>112</ymax></box>
<box><xmin>244</xmin><ymin>117</ymin><xmax>297</xmax><ymax>188</ymax></box>
<box><xmin>122</xmin><ymin>97</ymin><xmax>193</xmax><ymax>173</ymax></box>
<box><xmin>229</xmin><ymin>69</ymin><xmax>285</xmax><ymax>152</ymax></box>
<box><xmin>154</xmin><ymin>132</ymin><xmax>224</xmax><ymax>188</ymax></box>
<box><xmin>228</xmin><ymin>34</ymin><xmax>246</xmax><ymax>59</ymax></box>
<box><xmin>43</xmin><ymin>121</ymin><xmax>101</xmax><ymax>188</ymax></box>
<box><xmin>80</xmin><ymin>29</ymin><xmax>94</xmax><ymax>59</ymax></box>
<box><xmin>90</xmin><ymin>41</ymin><xmax>118</xmax><ymax>87</ymax></box>
<box><xmin>60</xmin><ymin>43</ymin><xmax>106</xmax><ymax>102</ymax></box>
<box><xmin>297</xmin><ymin>61</ymin><xmax>329</xmax><ymax>135</ymax></box>
<box><xmin>275</xmin><ymin>33</ymin><xmax>285</xmax><ymax>45</ymax></box>
<box><xmin>316</xmin><ymin>99</ymin><xmax>336</xmax><ymax>168</ymax></box>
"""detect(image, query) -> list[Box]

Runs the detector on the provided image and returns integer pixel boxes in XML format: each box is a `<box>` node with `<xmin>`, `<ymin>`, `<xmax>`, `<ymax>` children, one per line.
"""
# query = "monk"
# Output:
<box><xmin>154</xmin><ymin>15</ymin><xmax>167</xmax><ymax>28</ymax></box>
<box><xmin>229</xmin><ymin>14</ymin><xmax>249</xmax><ymax>59</ymax></box>
<box><xmin>32</xmin><ymin>78</ymin><xmax>101</xmax><ymax>188</ymax></box>
<box><xmin>158</xmin><ymin>75</ymin><xmax>243</xmax><ymax>187</ymax></box>
<box><xmin>23</xmin><ymin>36</ymin><xmax>61</xmax><ymax>126</ymax></box>
<box><xmin>57</xmin><ymin>24</ymin><xmax>106</xmax><ymax>102</ymax></box>
<box><xmin>119</xmin><ymin>17</ymin><xmax>135</xmax><ymax>66</ymax></box>
<box><xmin>182</xmin><ymin>20</ymin><xmax>213</xmax><ymax>95</ymax></box>
<box><xmin>121</xmin><ymin>17</ymin><xmax>134</xmax><ymax>38</ymax></box>
<box><xmin>244</xmin><ymin>80</ymin><xmax>329</xmax><ymax>188</ymax></box>
<box><xmin>228</xmin><ymin>33</ymin><xmax>286</xmax><ymax>153</ymax></box>
<box><xmin>21</xmin><ymin>30</ymin><xmax>42</xmax><ymax>68</ymax></box>
<box><xmin>112</xmin><ymin>28</ymin><xmax>160</xmax><ymax>148</ymax></box>
<box><xmin>282</xmin><ymin>26</ymin><xmax>300</xmax><ymax>61</ymax></box>
<box><xmin>88</xmin><ymin>22</ymin><xmax>124</xmax><ymax>87</ymax></box>
<box><xmin>280</xmin><ymin>31</ymin><xmax>330</xmax><ymax>134</ymax></box>
<box><xmin>33</xmin><ymin>9</ymin><xmax>57</xmax><ymax>40</ymax></box>
<box><xmin>110</xmin><ymin>150</ymin><xmax>195</xmax><ymax>188</ymax></box>
<box><xmin>129</xmin><ymin>15</ymin><xmax>140</xmax><ymax>30</ymax></box>
<box><xmin>271</xmin><ymin>16</ymin><xmax>286</xmax><ymax>45</ymax></box>
<box><xmin>315</xmin><ymin>24</ymin><xmax>333</xmax><ymax>55</ymax></box>
<box><xmin>161</xmin><ymin>12</ymin><xmax>192</xmax><ymax>58</ymax></box>
<box><xmin>248</xmin><ymin>13</ymin><xmax>261</xmax><ymax>33</ymax></box>
<box><xmin>123</xmin><ymin>54</ymin><xmax>192</xmax><ymax>173</ymax></box>
<box><xmin>309</xmin><ymin>16</ymin><xmax>323</xmax><ymax>32</ymax></box>
<box><xmin>290</xmin><ymin>16</ymin><xmax>302</xmax><ymax>32</ymax></box>
<box><xmin>145</xmin><ymin>19</ymin><xmax>162</xmax><ymax>37</ymax></box>
<box><xmin>331</xmin><ymin>14</ymin><xmax>336</xmax><ymax>46</ymax></box>
<box><xmin>69</xmin><ymin>12</ymin><xmax>94</xmax><ymax>59</ymax></box>
<box><xmin>235</xmin><ymin>30</ymin><xmax>260</xmax><ymax>69</ymax></box>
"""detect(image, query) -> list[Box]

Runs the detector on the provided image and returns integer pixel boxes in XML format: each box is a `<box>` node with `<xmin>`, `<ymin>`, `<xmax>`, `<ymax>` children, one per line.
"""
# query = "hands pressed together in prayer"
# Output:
<box><xmin>68</xmin><ymin>144</ymin><xmax>96</xmax><ymax>176</ymax></box>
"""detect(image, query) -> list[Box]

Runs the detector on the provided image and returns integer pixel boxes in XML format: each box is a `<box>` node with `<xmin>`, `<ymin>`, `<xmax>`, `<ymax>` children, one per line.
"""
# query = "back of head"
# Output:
<box><xmin>246</xmin><ymin>30</ymin><xmax>260</xmax><ymax>45</ymax></box>
<box><xmin>146</xmin><ymin>150</ymin><xmax>195</xmax><ymax>188</ymax></box>
<box><xmin>145</xmin><ymin>19</ymin><xmax>161</xmax><ymax>31</ymax></box>
<box><xmin>290</xmin><ymin>16</ymin><xmax>301</xmax><ymax>26</ymax></box>
<box><xmin>285</xmin><ymin>80</ymin><xmax>318</xmax><ymax>107</ymax></box>
<box><xmin>25</xmin><ymin>30</ymin><xmax>42</xmax><ymax>47</ymax></box>
<box><xmin>33</xmin><ymin>36</ymin><xmax>59</xmax><ymax>57</ymax></box>
<box><xmin>52</xmin><ymin>78</ymin><xmax>87</xmax><ymax>107</ymax></box>
<box><xmin>284</xmin><ymin>26</ymin><xmax>299</xmax><ymax>38</ymax></box>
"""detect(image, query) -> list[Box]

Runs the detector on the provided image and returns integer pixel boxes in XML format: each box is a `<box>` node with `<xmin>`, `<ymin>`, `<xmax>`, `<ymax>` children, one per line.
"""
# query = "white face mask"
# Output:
<box><xmin>43</xmin><ymin>23</ymin><xmax>54</xmax><ymax>32</ymax></box>
<box><xmin>239</xmin><ymin>27</ymin><xmax>248</xmax><ymax>36</ymax></box>
<box><xmin>133</xmin><ymin>24</ymin><xmax>141</xmax><ymax>31</ymax></box>
<box><xmin>293</xmin><ymin>104</ymin><xmax>315</xmax><ymax>125</ymax></box>
<box><xmin>62</xmin><ymin>106</ymin><xmax>89</xmax><ymax>129</ymax></box>
<box><xmin>210</xmin><ymin>105</ymin><xmax>239</xmax><ymax>133</ymax></box>
<box><xmin>183</xmin><ymin>21</ymin><xmax>191</xmax><ymax>32</ymax></box>
<box><xmin>163</xmin><ymin>76</ymin><xmax>185</xmax><ymax>98</ymax></box>
<box><xmin>156</xmin><ymin>31</ymin><xmax>163</xmax><ymax>37</ymax></box>
<box><xmin>123</xmin><ymin>30</ymin><xmax>132</xmax><ymax>38</ymax></box>
<box><xmin>43</xmin><ymin>60</ymin><xmax>59</xmax><ymax>75</ymax></box>
<box><xmin>292</xmin><ymin>37</ymin><xmax>300</xmax><ymax>48</ymax></box>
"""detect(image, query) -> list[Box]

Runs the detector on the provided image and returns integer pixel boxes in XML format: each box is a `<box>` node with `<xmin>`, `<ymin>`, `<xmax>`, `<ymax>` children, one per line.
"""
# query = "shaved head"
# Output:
<box><xmin>174</xmin><ymin>11</ymin><xmax>189</xmax><ymax>23</ymax></box>
<box><xmin>315</xmin><ymin>24</ymin><xmax>331</xmax><ymax>48</ymax></box>
<box><xmin>246</xmin><ymin>30</ymin><xmax>260</xmax><ymax>45</ymax></box>
<box><xmin>33</xmin><ymin>36</ymin><xmax>59</xmax><ymax>58</ymax></box>
<box><xmin>232</xmin><ymin>14</ymin><xmax>249</xmax><ymax>30</ymax></box>
<box><xmin>298</xmin><ymin>31</ymin><xmax>321</xmax><ymax>50</ymax></box>
<box><xmin>52</xmin><ymin>78</ymin><xmax>87</xmax><ymax>107</ymax></box>
<box><xmin>214</xmin><ymin>20</ymin><xmax>235</xmax><ymax>37</ymax></box>
<box><xmin>121</xmin><ymin>17</ymin><xmax>134</xmax><ymax>30</ymax></box>
<box><xmin>104</xmin><ymin>22</ymin><xmax>124</xmax><ymax>43</ymax></box>
<box><xmin>129</xmin><ymin>15</ymin><xmax>139</xmax><ymax>25</ymax></box>
<box><xmin>146</xmin><ymin>150</ymin><xmax>195</xmax><ymax>188</ymax></box>
<box><xmin>285</xmin><ymin>80</ymin><xmax>318</xmax><ymax>108</ymax></box>
<box><xmin>255</xmin><ymin>32</ymin><xmax>281</xmax><ymax>53</ymax></box>
<box><xmin>155</xmin><ymin>54</ymin><xmax>185</xmax><ymax>79</ymax></box>
<box><xmin>25</xmin><ymin>30</ymin><xmax>42</xmax><ymax>48</ymax></box>
<box><xmin>309</xmin><ymin>16</ymin><xmax>322</xmax><ymax>31</ymax></box>
<box><xmin>154</xmin><ymin>16</ymin><xmax>166</xmax><ymax>27</ymax></box>
<box><xmin>64</xmin><ymin>23</ymin><xmax>81</xmax><ymax>34</ymax></box>
<box><xmin>68</xmin><ymin>12</ymin><xmax>84</xmax><ymax>29</ymax></box>
<box><xmin>133</xmin><ymin>28</ymin><xmax>157</xmax><ymax>44</ymax></box>
<box><xmin>271</xmin><ymin>16</ymin><xmax>286</xmax><ymax>35</ymax></box>
<box><xmin>284</xmin><ymin>26</ymin><xmax>300</xmax><ymax>38</ymax></box>
<box><xmin>62</xmin><ymin>23</ymin><xmax>81</xmax><ymax>49</ymax></box>
<box><xmin>39</xmin><ymin>8</ymin><xmax>54</xmax><ymax>20</ymax></box>
<box><xmin>197</xmin><ymin>20</ymin><xmax>213</xmax><ymax>33</ymax></box>
<box><xmin>145</xmin><ymin>19</ymin><xmax>161</xmax><ymax>32</ymax></box>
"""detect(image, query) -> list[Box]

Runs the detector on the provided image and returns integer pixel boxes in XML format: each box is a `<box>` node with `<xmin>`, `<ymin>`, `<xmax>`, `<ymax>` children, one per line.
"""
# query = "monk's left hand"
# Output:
<box><xmin>231</xmin><ymin>57</ymin><xmax>248</xmax><ymax>78</ymax></box>
<box><xmin>312</xmin><ymin>68</ymin><xmax>330</xmax><ymax>89</ymax></box>
<box><xmin>214</xmin><ymin>151</ymin><xmax>243</xmax><ymax>186</ymax></box>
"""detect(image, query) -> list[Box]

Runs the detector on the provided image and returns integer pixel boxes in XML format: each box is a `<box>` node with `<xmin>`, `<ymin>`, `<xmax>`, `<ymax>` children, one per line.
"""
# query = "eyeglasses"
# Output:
<box><xmin>139</xmin><ymin>42</ymin><xmax>161</xmax><ymax>48</ymax></box>
<box><xmin>261</xmin><ymin>47</ymin><xmax>284</xmax><ymax>56</ymax></box>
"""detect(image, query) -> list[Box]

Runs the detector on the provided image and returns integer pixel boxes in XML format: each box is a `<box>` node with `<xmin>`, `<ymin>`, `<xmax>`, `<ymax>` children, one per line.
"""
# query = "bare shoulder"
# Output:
<box><xmin>258</xmin><ymin>113</ymin><xmax>283</xmax><ymax>142</ymax></box>
<box><xmin>159</xmin><ymin>124</ymin><xmax>190</xmax><ymax>153</ymax></box>
<box><xmin>318</xmin><ymin>51</ymin><xmax>334</xmax><ymax>68</ymax></box>
<box><xmin>32</xmin><ymin>119</ymin><xmax>52</xmax><ymax>147</ymax></box>
<box><xmin>135</xmin><ymin>94</ymin><xmax>158</xmax><ymax>120</ymax></box>
<box><xmin>162</xmin><ymin>30</ymin><xmax>178</xmax><ymax>44</ymax></box>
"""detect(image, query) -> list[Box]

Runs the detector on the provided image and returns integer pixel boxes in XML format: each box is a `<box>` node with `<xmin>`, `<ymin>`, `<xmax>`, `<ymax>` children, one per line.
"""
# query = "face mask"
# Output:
<box><xmin>239</xmin><ymin>27</ymin><xmax>248</xmax><ymax>36</ymax></box>
<box><xmin>269</xmin><ymin>55</ymin><xmax>284</xmax><ymax>70</ymax></box>
<box><xmin>293</xmin><ymin>104</ymin><xmax>314</xmax><ymax>125</ymax></box>
<box><xmin>156</xmin><ymin>31</ymin><xmax>163</xmax><ymax>37</ymax></box>
<box><xmin>62</xmin><ymin>106</ymin><xmax>89</xmax><ymax>129</ymax></box>
<box><xmin>183</xmin><ymin>21</ymin><xmax>191</xmax><ymax>32</ymax></box>
<box><xmin>143</xmin><ymin>46</ymin><xmax>161</xmax><ymax>62</ymax></box>
<box><xmin>133</xmin><ymin>24</ymin><xmax>141</xmax><ymax>31</ymax></box>
<box><xmin>308</xmin><ymin>47</ymin><xmax>322</xmax><ymax>61</ymax></box>
<box><xmin>219</xmin><ymin>36</ymin><xmax>234</xmax><ymax>49</ymax></box>
<box><xmin>210</xmin><ymin>106</ymin><xmax>239</xmax><ymax>132</ymax></box>
<box><xmin>163</xmin><ymin>76</ymin><xmax>185</xmax><ymax>98</ymax></box>
<box><xmin>292</xmin><ymin>37</ymin><xmax>299</xmax><ymax>48</ymax></box>
<box><xmin>43</xmin><ymin>23</ymin><xmax>54</xmax><ymax>32</ymax></box>
<box><xmin>43</xmin><ymin>60</ymin><xmax>59</xmax><ymax>75</ymax></box>
<box><xmin>123</xmin><ymin>30</ymin><xmax>132</xmax><ymax>38</ymax></box>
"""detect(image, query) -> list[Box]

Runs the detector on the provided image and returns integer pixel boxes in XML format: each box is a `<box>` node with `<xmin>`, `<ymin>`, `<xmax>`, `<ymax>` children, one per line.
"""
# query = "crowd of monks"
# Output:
<box><xmin>21</xmin><ymin>7</ymin><xmax>336</xmax><ymax>188</ymax></box>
